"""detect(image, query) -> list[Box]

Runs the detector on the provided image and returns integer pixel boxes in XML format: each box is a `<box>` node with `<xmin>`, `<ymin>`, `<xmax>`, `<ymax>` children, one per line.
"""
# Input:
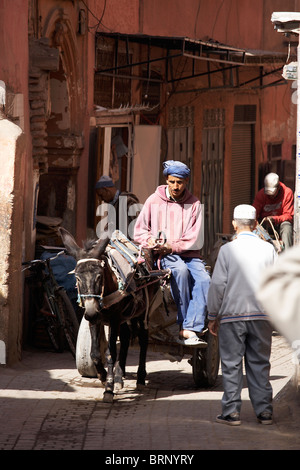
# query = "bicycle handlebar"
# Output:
<box><xmin>22</xmin><ymin>250</ymin><xmax>66</xmax><ymax>271</ymax></box>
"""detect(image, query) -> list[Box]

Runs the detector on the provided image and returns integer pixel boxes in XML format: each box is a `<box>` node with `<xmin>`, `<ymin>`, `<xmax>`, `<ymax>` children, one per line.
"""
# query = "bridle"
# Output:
<box><xmin>75</xmin><ymin>258</ymin><xmax>105</xmax><ymax>309</ymax></box>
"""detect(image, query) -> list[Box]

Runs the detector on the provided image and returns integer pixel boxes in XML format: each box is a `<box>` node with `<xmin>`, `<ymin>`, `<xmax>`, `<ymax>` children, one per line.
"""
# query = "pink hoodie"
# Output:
<box><xmin>134</xmin><ymin>185</ymin><xmax>203</xmax><ymax>257</ymax></box>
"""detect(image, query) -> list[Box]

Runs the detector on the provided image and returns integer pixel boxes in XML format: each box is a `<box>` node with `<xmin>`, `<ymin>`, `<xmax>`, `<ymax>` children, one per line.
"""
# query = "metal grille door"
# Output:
<box><xmin>201</xmin><ymin>126</ymin><xmax>224</xmax><ymax>258</ymax></box>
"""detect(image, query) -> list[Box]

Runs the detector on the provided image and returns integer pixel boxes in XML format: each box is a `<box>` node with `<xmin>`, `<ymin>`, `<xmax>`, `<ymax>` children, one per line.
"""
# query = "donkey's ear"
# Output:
<box><xmin>59</xmin><ymin>227</ymin><xmax>81</xmax><ymax>258</ymax></box>
<box><xmin>89</xmin><ymin>236</ymin><xmax>110</xmax><ymax>259</ymax></box>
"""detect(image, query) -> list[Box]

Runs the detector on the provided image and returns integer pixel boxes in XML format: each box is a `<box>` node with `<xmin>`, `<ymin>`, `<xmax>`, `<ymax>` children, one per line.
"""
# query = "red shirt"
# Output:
<box><xmin>253</xmin><ymin>182</ymin><xmax>294</xmax><ymax>225</ymax></box>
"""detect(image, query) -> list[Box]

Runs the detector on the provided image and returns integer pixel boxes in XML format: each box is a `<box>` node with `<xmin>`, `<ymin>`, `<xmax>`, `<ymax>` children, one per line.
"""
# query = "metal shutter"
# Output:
<box><xmin>230</xmin><ymin>123</ymin><xmax>253</xmax><ymax>219</ymax></box>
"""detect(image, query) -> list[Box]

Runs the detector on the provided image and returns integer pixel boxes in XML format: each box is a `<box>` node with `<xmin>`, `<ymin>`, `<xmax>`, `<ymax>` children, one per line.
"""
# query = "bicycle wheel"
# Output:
<box><xmin>44</xmin><ymin>313</ymin><xmax>65</xmax><ymax>352</ymax></box>
<box><xmin>42</xmin><ymin>294</ymin><xmax>65</xmax><ymax>352</ymax></box>
<box><xmin>55</xmin><ymin>289</ymin><xmax>79</xmax><ymax>357</ymax></box>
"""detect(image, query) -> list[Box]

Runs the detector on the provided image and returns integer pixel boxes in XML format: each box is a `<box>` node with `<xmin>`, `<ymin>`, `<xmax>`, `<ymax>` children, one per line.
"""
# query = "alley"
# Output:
<box><xmin>0</xmin><ymin>334</ymin><xmax>299</xmax><ymax>453</ymax></box>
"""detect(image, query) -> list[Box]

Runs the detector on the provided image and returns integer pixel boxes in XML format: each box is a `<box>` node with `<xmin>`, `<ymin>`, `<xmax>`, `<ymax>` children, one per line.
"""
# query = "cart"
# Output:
<box><xmin>76</xmin><ymin>288</ymin><xmax>220</xmax><ymax>389</ymax></box>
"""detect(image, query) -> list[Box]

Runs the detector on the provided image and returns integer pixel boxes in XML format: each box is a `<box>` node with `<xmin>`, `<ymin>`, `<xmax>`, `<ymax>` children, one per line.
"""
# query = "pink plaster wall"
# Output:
<box><xmin>88</xmin><ymin>0</ymin><xmax>140</xmax><ymax>33</ymax></box>
<box><xmin>0</xmin><ymin>0</ymin><xmax>29</xmax><ymax>116</ymax></box>
<box><xmin>140</xmin><ymin>0</ymin><xmax>295</xmax><ymax>51</ymax></box>
<box><xmin>0</xmin><ymin>0</ymin><xmax>30</xmax><ymax>363</ymax></box>
<box><xmin>0</xmin><ymin>0</ymin><xmax>32</xmax><ymax>249</ymax></box>
<box><xmin>87</xmin><ymin>0</ymin><xmax>300</xmax><ymax>56</ymax></box>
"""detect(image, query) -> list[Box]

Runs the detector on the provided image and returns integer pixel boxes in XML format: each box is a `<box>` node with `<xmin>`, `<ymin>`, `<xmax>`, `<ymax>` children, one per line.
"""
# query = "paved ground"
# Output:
<box><xmin>0</xmin><ymin>333</ymin><xmax>299</xmax><ymax>454</ymax></box>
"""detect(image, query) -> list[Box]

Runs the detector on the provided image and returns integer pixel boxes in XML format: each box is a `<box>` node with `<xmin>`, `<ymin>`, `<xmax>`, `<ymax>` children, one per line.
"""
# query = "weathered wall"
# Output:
<box><xmin>140</xmin><ymin>0</ymin><xmax>296</xmax><ymax>50</ymax></box>
<box><xmin>0</xmin><ymin>0</ymin><xmax>31</xmax><ymax>364</ymax></box>
<box><xmin>0</xmin><ymin>0</ymin><xmax>32</xmax><ymax>255</ymax></box>
<box><xmin>0</xmin><ymin>118</ymin><xmax>26</xmax><ymax>364</ymax></box>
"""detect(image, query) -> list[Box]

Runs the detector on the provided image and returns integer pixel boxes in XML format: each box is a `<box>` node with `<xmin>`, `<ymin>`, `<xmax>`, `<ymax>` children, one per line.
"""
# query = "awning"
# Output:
<box><xmin>95</xmin><ymin>31</ymin><xmax>292</xmax><ymax>84</ymax></box>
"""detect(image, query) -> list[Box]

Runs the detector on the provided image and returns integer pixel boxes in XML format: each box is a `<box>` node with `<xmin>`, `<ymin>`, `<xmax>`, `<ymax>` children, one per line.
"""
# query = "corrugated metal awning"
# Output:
<box><xmin>96</xmin><ymin>31</ymin><xmax>290</xmax><ymax>69</ymax></box>
<box><xmin>95</xmin><ymin>32</ymin><xmax>292</xmax><ymax>90</ymax></box>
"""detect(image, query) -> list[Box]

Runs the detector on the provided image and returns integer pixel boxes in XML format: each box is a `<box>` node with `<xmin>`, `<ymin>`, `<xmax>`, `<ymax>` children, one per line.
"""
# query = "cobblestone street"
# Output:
<box><xmin>0</xmin><ymin>334</ymin><xmax>299</xmax><ymax>454</ymax></box>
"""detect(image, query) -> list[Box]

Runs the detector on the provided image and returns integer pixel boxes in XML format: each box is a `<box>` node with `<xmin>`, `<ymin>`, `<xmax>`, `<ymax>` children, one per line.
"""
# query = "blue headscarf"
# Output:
<box><xmin>162</xmin><ymin>160</ymin><xmax>190</xmax><ymax>179</ymax></box>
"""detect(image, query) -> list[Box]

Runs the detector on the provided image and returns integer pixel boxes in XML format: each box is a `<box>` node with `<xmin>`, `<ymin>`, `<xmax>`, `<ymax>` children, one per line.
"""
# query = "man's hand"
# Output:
<box><xmin>208</xmin><ymin>319</ymin><xmax>219</xmax><ymax>337</ymax></box>
<box><xmin>147</xmin><ymin>237</ymin><xmax>172</xmax><ymax>255</ymax></box>
<box><xmin>152</xmin><ymin>242</ymin><xmax>172</xmax><ymax>256</ymax></box>
<box><xmin>146</xmin><ymin>237</ymin><xmax>158</xmax><ymax>248</ymax></box>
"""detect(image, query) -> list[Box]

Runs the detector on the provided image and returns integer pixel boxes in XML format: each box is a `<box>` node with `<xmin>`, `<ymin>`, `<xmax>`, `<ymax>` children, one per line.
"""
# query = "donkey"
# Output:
<box><xmin>59</xmin><ymin>227</ymin><xmax>166</xmax><ymax>402</ymax></box>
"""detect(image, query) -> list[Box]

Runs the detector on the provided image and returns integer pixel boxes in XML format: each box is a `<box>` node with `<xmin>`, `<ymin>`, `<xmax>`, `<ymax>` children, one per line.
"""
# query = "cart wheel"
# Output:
<box><xmin>192</xmin><ymin>331</ymin><xmax>220</xmax><ymax>387</ymax></box>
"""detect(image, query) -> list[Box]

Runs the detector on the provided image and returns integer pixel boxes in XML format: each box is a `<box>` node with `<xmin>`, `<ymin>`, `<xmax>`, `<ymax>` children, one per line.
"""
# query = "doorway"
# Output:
<box><xmin>88</xmin><ymin>124</ymin><xmax>133</xmax><ymax>233</ymax></box>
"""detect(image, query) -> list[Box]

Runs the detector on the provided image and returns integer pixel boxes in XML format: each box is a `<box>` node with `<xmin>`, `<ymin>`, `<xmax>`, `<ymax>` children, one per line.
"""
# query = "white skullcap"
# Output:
<box><xmin>233</xmin><ymin>204</ymin><xmax>256</xmax><ymax>220</ymax></box>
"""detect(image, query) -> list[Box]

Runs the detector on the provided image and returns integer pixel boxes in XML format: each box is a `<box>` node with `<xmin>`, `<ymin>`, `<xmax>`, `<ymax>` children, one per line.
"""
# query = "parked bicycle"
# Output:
<box><xmin>22</xmin><ymin>250</ymin><xmax>79</xmax><ymax>357</ymax></box>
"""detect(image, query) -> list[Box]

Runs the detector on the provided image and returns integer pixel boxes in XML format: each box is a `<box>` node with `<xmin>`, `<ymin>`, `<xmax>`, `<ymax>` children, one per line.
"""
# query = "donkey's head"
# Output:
<box><xmin>59</xmin><ymin>228</ymin><xmax>110</xmax><ymax>322</ymax></box>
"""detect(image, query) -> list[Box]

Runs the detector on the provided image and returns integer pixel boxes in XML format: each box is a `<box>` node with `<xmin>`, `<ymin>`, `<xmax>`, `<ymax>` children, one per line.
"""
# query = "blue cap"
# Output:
<box><xmin>95</xmin><ymin>175</ymin><xmax>114</xmax><ymax>189</ymax></box>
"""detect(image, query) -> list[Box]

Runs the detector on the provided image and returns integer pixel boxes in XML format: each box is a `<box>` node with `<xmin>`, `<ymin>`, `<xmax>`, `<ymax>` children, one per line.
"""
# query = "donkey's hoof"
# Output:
<box><xmin>103</xmin><ymin>391</ymin><xmax>114</xmax><ymax>403</ymax></box>
<box><xmin>114</xmin><ymin>380</ymin><xmax>124</xmax><ymax>391</ymax></box>
<box><xmin>97</xmin><ymin>373</ymin><xmax>107</xmax><ymax>385</ymax></box>
<box><xmin>136</xmin><ymin>383</ymin><xmax>146</xmax><ymax>392</ymax></box>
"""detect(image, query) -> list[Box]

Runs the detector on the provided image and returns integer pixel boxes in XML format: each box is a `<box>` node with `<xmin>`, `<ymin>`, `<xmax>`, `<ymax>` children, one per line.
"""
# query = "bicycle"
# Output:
<box><xmin>22</xmin><ymin>250</ymin><xmax>79</xmax><ymax>357</ymax></box>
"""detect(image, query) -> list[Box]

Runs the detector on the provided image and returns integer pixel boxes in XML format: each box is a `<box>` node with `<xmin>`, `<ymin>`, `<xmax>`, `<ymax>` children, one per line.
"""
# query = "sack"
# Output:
<box><xmin>106</xmin><ymin>230</ymin><xmax>151</xmax><ymax>291</ymax></box>
<box><xmin>109</xmin><ymin>230</ymin><xmax>143</xmax><ymax>266</ymax></box>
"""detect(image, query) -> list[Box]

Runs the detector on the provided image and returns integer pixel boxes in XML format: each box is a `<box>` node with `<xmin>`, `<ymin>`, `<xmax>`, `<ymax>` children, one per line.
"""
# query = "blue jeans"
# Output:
<box><xmin>160</xmin><ymin>255</ymin><xmax>210</xmax><ymax>333</ymax></box>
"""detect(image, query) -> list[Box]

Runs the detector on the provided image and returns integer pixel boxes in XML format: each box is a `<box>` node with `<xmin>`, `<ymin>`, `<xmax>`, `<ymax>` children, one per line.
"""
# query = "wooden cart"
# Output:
<box><xmin>75</xmin><ymin>293</ymin><xmax>220</xmax><ymax>389</ymax></box>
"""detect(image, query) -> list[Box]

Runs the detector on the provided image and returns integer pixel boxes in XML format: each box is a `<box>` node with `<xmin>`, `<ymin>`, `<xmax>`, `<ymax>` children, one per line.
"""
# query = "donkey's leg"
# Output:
<box><xmin>136</xmin><ymin>317</ymin><xmax>149</xmax><ymax>388</ymax></box>
<box><xmin>114</xmin><ymin>322</ymin><xmax>131</xmax><ymax>390</ymax></box>
<box><xmin>118</xmin><ymin>322</ymin><xmax>131</xmax><ymax>376</ymax></box>
<box><xmin>103</xmin><ymin>323</ymin><xmax>118</xmax><ymax>402</ymax></box>
<box><xmin>89</xmin><ymin>322</ymin><xmax>107</xmax><ymax>384</ymax></box>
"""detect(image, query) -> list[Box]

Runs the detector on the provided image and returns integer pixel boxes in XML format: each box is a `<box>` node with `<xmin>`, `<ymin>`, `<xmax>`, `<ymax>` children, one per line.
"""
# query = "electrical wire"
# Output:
<box><xmin>193</xmin><ymin>1</ymin><xmax>201</xmax><ymax>39</ymax></box>
<box><xmin>81</xmin><ymin>0</ymin><xmax>110</xmax><ymax>34</ymax></box>
<box><xmin>211</xmin><ymin>0</ymin><xmax>226</xmax><ymax>39</ymax></box>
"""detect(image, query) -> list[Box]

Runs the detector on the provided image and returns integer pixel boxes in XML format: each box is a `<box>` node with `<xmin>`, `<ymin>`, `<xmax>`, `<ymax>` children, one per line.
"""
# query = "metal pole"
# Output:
<box><xmin>295</xmin><ymin>34</ymin><xmax>300</xmax><ymax>245</ymax></box>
